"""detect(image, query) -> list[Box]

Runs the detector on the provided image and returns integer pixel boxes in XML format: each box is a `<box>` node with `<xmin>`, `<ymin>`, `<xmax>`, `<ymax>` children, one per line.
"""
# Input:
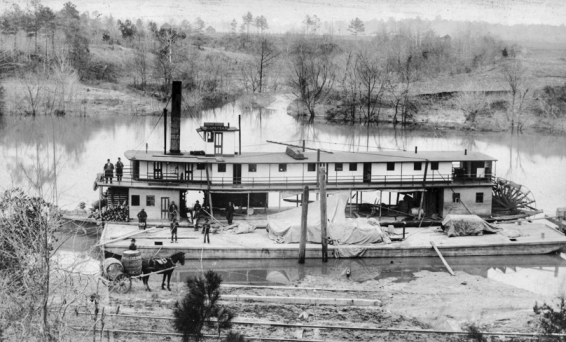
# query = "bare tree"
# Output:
<box><xmin>288</xmin><ymin>38</ymin><xmax>336</xmax><ymax>122</ymax></box>
<box><xmin>500</xmin><ymin>60</ymin><xmax>531</xmax><ymax>131</ymax></box>
<box><xmin>19</xmin><ymin>70</ymin><xmax>49</xmax><ymax>115</ymax></box>
<box><xmin>0</xmin><ymin>189</ymin><xmax>93</xmax><ymax>341</ymax></box>
<box><xmin>355</xmin><ymin>48</ymin><xmax>391</xmax><ymax>125</ymax></box>
<box><xmin>132</xmin><ymin>37</ymin><xmax>151</xmax><ymax>90</ymax></box>
<box><xmin>453</xmin><ymin>83</ymin><xmax>489</xmax><ymax>124</ymax></box>
<box><xmin>241</xmin><ymin>37</ymin><xmax>279</xmax><ymax>93</ymax></box>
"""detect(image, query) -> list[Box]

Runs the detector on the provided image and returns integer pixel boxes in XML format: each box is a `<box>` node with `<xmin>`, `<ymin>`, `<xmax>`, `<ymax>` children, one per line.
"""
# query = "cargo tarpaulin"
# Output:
<box><xmin>442</xmin><ymin>214</ymin><xmax>502</xmax><ymax>237</ymax></box>
<box><xmin>267</xmin><ymin>192</ymin><xmax>390</xmax><ymax>246</ymax></box>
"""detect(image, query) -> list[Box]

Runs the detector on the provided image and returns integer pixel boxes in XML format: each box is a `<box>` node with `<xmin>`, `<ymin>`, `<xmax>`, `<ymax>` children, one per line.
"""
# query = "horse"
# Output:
<box><xmin>141</xmin><ymin>252</ymin><xmax>185</xmax><ymax>291</ymax></box>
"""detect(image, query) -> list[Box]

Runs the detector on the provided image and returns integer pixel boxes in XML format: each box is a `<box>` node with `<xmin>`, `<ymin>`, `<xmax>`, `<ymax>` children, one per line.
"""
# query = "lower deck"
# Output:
<box><xmin>101</xmin><ymin>220</ymin><xmax>566</xmax><ymax>260</ymax></box>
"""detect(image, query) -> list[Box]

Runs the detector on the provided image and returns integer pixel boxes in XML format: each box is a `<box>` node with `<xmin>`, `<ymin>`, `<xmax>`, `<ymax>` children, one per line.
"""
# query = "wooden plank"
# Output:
<box><xmin>97</xmin><ymin>227</ymin><xmax>160</xmax><ymax>247</ymax></box>
<box><xmin>430</xmin><ymin>241</ymin><xmax>455</xmax><ymax>276</ymax></box>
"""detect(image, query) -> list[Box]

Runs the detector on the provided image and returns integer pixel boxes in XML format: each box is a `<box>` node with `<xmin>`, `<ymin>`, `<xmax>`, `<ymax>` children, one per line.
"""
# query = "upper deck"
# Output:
<box><xmin>95</xmin><ymin>149</ymin><xmax>497</xmax><ymax>192</ymax></box>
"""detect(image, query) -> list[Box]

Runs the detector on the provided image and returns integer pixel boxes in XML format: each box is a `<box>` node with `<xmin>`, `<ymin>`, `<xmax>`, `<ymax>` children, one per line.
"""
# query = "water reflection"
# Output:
<box><xmin>170</xmin><ymin>254</ymin><xmax>566</xmax><ymax>296</ymax></box>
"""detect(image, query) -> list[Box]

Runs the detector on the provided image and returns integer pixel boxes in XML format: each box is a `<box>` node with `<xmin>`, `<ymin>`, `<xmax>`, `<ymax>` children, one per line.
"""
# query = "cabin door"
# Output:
<box><xmin>214</xmin><ymin>132</ymin><xmax>223</xmax><ymax>155</ymax></box>
<box><xmin>154</xmin><ymin>162</ymin><xmax>163</xmax><ymax>180</ymax></box>
<box><xmin>160</xmin><ymin>197</ymin><xmax>169</xmax><ymax>220</ymax></box>
<box><xmin>233</xmin><ymin>164</ymin><xmax>242</xmax><ymax>185</ymax></box>
<box><xmin>184</xmin><ymin>163</ymin><xmax>193</xmax><ymax>181</ymax></box>
<box><xmin>363</xmin><ymin>163</ymin><xmax>372</xmax><ymax>183</ymax></box>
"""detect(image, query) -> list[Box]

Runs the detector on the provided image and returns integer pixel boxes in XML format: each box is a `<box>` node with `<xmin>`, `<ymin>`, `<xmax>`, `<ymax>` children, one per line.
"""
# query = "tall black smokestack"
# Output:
<box><xmin>170</xmin><ymin>81</ymin><xmax>182</xmax><ymax>154</ymax></box>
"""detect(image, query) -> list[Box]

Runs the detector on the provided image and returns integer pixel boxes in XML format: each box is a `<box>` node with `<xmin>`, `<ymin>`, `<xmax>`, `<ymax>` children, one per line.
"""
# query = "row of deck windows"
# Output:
<box><xmin>213</xmin><ymin>162</ymin><xmax>441</xmax><ymax>173</ymax></box>
<box><xmin>452</xmin><ymin>192</ymin><xmax>484</xmax><ymax>203</ymax></box>
<box><xmin>131</xmin><ymin>195</ymin><xmax>155</xmax><ymax>206</ymax></box>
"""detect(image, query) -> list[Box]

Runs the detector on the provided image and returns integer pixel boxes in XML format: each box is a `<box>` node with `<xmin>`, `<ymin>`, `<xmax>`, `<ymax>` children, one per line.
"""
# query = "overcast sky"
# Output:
<box><xmin>3</xmin><ymin>0</ymin><xmax>565</xmax><ymax>29</ymax></box>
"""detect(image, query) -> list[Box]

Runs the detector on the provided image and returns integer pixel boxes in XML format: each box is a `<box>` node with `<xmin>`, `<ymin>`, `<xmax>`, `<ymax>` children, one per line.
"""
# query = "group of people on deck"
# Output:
<box><xmin>135</xmin><ymin>199</ymin><xmax>237</xmax><ymax>244</ymax></box>
<box><xmin>103</xmin><ymin>158</ymin><xmax>124</xmax><ymax>183</ymax></box>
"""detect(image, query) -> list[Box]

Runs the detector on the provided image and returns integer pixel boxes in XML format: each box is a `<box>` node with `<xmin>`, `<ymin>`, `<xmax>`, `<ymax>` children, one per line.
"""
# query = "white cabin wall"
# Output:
<box><xmin>223</xmin><ymin>132</ymin><xmax>236</xmax><ymax>155</ymax></box>
<box><xmin>129</xmin><ymin>188</ymin><xmax>179</xmax><ymax>220</ymax></box>
<box><xmin>327</xmin><ymin>163</ymin><xmax>363</xmax><ymax>182</ymax></box>
<box><xmin>442</xmin><ymin>187</ymin><xmax>492</xmax><ymax>217</ymax></box>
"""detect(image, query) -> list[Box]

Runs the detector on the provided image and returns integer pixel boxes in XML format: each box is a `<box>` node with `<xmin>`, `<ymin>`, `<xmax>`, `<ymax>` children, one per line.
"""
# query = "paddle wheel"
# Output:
<box><xmin>492</xmin><ymin>177</ymin><xmax>537</xmax><ymax>215</ymax></box>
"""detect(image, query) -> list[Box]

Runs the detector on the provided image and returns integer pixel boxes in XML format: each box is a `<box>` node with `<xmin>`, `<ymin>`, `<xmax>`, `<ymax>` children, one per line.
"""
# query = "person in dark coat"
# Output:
<box><xmin>193</xmin><ymin>200</ymin><xmax>202</xmax><ymax>231</ymax></box>
<box><xmin>137</xmin><ymin>209</ymin><xmax>147</xmax><ymax>230</ymax></box>
<box><xmin>203</xmin><ymin>219</ymin><xmax>211</xmax><ymax>244</ymax></box>
<box><xmin>116</xmin><ymin>157</ymin><xmax>124</xmax><ymax>181</ymax></box>
<box><xmin>169</xmin><ymin>201</ymin><xmax>178</xmax><ymax>222</ymax></box>
<box><xmin>225</xmin><ymin>201</ymin><xmax>235</xmax><ymax>225</ymax></box>
<box><xmin>129</xmin><ymin>239</ymin><xmax>137</xmax><ymax>250</ymax></box>
<box><xmin>103</xmin><ymin>159</ymin><xmax>114</xmax><ymax>184</ymax></box>
<box><xmin>170</xmin><ymin>218</ymin><xmax>179</xmax><ymax>243</ymax></box>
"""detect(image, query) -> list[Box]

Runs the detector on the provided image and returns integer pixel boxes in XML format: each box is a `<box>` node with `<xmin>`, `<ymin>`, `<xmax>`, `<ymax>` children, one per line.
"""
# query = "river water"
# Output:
<box><xmin>1</xmin><ymin>95</ymin><xmax>565</xmax><ymax>295</ymax></box>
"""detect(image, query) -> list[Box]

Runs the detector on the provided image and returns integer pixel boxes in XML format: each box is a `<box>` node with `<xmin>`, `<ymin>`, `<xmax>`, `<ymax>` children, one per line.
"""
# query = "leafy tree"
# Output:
<box><xmin>230</xmin><ymin>19</ymin><xmax>237</xmax><ymax>34</ymax></box>
<box><xmin>194</xmin><ymin>17</ymin><xmax>205</xmax><ymax>32</ymax></box>
<box><xmin>117</xmin><ymin>19</ymin><xmax>137</xmax><ymax>43</ymax></box>
<box><xmin>152</xmin><ymin>25</ymin><xmax>187</xmax><ymax>92</ymax></box>
<box><xmin>254</xmin><ymin>15</ymin><xmax>268</xmax><ymax>34</ymax></box>
<box><xmin>205</xmin><ymin>26</ymin><xmax>216</xmax><ymax>35</ymax></box>
<box><xmin>348</xmin><ymin>17</ymin><xmax>365</xmax><ymax>37</ymax></box>
<box><xmin>303</xmin><ymin>15</ymin><xmax>321</xmax><ymax>35</ymax></box>
<box><xmin>242</xmin><ymin>12</ymin><xmax>253</xmax><ymax>35</ymax></box>
<box><xmin>173</xmin><ymin>270</ymin><xmax>235</xmax><ymax>342</ymax></box>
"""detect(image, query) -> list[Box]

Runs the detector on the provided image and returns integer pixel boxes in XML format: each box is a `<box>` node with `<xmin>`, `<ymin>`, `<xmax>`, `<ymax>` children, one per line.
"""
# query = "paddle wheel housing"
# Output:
<box><xmin>492</xmin><ymin>177</ymin><xmax>537</xmax><ymax>215</ymax></box>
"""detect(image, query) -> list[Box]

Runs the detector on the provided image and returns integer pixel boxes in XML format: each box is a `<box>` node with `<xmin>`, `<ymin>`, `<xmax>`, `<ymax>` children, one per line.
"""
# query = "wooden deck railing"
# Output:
<box><xmin>96</xmin><ymin>168</ymin><xmax>495</xmax><ymax>189</ymax></box>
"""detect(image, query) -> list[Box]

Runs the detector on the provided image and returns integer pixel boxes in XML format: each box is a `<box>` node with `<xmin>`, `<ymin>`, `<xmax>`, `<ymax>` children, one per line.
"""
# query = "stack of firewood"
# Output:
<box><xmin>89</xmin><ymin>206</ymin><xmax>130</xmax><ymax>222</ymax></box>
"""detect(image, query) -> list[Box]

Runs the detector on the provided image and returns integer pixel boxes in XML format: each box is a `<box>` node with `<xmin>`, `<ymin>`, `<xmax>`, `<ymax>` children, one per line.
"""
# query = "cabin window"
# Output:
<box><xmin>196</xmin><ymin>163</ymin><xmax>205</xmax><ymax>170</ymax></box>
<box><xmin>431</xmin><ymin>162</ymin><xmax>439</xmax><ymax>170</ymax></box>
<box><xmin>131</xmin><ymin>195</ymin><xmax>140</xmax><ymax>206</ymax></box>
<box><xmin>349</xmin><ymin>163</ymin><xmax>357</xmax><ymax>171</ymax></box>
<box><xmin>218</xmin><ymin>164</ymin><xmax>226</xmax><ymax>173</ymax></box>
<box><xmin>476</xmin><ymin>192</ymin><xmax>484</xmax><ymax>203</ymax></box>
<box><xmin>146</xmin><ymin>195</ymin><xmax>155</xmax><ymax>206</ymax></box>
<box><xmin>452</xmin><ymin>193</ymin><xmax>460</xmax><ymax>203</ymax></box>
<box><xmin>279</xmin><ymin>164</ymin><xmax>287</xmax><ymax>172</ymax></box>
<box><xmin>307</xmin><ymin>163</ymin><xmax>316</xmax><ymax>172</ymax></box>
<box><xmin>414</xmin><ymin>162</ymin><xmax>422</xmax><ymax>171</ymax></box>
<box><xmin>335</xmin><ymin>163</ymin><xmax>343</xmax><ymax>172</ymax></box>
<box><xmin>248</xmin><ymin>164</ymin><xmax>257</xmax><ymax>172</ymax></box>
<box><xmin>387</xmin><ymin>162</ymin><xmax>395</xmax><ymax>171</ymax></box>
<box><xmin>206</xmin><ymin>131</ymin><xmax>213</xmax><ymax>142</ymax></box>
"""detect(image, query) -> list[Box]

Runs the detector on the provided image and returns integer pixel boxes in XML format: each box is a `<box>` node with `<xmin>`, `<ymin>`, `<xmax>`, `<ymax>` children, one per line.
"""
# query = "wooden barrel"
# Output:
<box><xmin>103</xmin><ymin>258</ymin><xmax>123</xmax><ymax>280</ymax></box>
<box><xmin>122</xmin><ymin>250</ymin><xmax>142</xmax><ymax>276</ymax></box>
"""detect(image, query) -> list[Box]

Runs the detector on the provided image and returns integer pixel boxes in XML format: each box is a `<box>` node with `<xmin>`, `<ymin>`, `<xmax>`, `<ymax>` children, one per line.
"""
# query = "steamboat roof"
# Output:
<box><xmin>124</xmin><ymin>150</ymin><xmax>497</xmax><ymax>163</ymax></box>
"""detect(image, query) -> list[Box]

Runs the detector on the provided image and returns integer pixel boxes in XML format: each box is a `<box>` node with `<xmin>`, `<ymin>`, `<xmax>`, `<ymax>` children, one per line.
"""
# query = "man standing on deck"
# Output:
<box><xmin>137</xmin><ymin>208</ymin><xmax>147</xmax><ymax>230</ymax></box>
<box><xmin>225</xmin><ymin>201</ymin><xmax>235</xmax><ymax>225</ymax></box>
<box><xmin>193</xmin><ymin>200</ymin><xmax>202</xmax><ymax>231</ymax></box>
<box><xmin>115</xmin><ymin>157</ymin><xmax>124</xmax><ymax>182</ymax></box>
<box><xmin>129</xmin><ymin>239</ymin><xmax>137</xmax><ymax>250</ymax></box>
<box><xmin>103</xmin><ymin>159</ymin><xmax>114</xmax><ymax>184</ymax></box>
<box><xmin>203</xmin><ymin>219</ymin><xmax>211</xmax><ymax>244</ymax></box>
<box><xmin>169</xmin><ymin>201</ymin><xmax>178</xmax><ymax>222</ymax></box>
<box><xmin>170</xmin><ymin>218</ymin><xmax>179</xmax><ymax>243</ymax></box>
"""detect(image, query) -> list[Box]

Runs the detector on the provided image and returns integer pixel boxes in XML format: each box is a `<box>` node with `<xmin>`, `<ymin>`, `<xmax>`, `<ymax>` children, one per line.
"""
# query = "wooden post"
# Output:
<box><xmin>208</xmin><ymin>191</ymin><xmax>214</xmax><ymax>217</ymax></box>
<box><xmin>349</xmin><ymin>189</ymin><xmax>352</xmax><ymax>217</ymax></box>
<box><xmin>247</xmin><ymin>192</ymin><xmax>250</xmax><ymax>217</ymax></box>
<box><xmin>98</xmin><ymin>186</ymin><xmax>102</xmax><ymax>223</ymax></box>
<box><xmin>320</xmin><ymin>167</ymin><xmax>328</xmax><ymax>262</ymax></box>
<box><xmin>298</xmin><ymin>186</ymin><xmax>309</xmax><ymax>264</ymax></box>
<box><xmin>163</xmin><ymin>108</ymin><xmax>167</xmax><ymax>155</ymax></box>
<box><xmin>316</xmin><ymin>150</ymin><xmax>321</xmax><ymax>201</ymax></box>
<box><xmin>417</xmin><ymin>190</ymin><xmax>425</xmax><ymax>220</ymax></box>
<box><xmin>379</xmin><ymin>191</ymin><xmax>382</xmax><ymax>219</ymax></box>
